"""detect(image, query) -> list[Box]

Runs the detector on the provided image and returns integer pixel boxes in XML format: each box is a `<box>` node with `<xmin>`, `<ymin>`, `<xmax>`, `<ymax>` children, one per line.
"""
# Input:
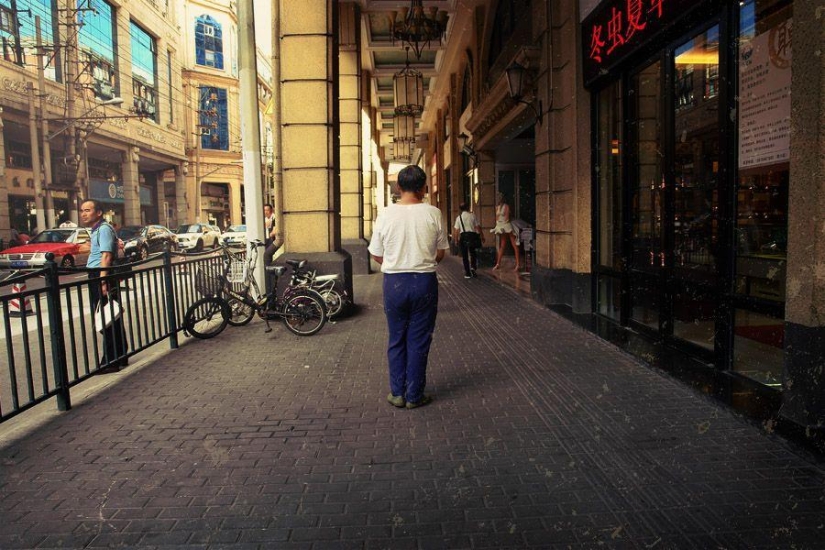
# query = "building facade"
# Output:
<box><xmin>0</xmin><ymin>0</ymin><xmax>187</xmax><ymax>236</ymax></box>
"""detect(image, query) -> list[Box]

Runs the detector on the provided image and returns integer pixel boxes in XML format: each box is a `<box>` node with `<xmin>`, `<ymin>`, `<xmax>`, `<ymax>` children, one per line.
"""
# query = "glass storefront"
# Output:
<box><xmin>590</xmin><ymin>0</ymin><xmax>791</xmax><ymax>387</ymax></box>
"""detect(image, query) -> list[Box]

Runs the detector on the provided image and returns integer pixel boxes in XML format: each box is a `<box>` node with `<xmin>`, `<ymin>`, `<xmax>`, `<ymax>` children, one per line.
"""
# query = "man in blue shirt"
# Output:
<box><xmin>80</xmin><ymin>199</ymin><xmax>128</xmax><ymax>370</ymax></box>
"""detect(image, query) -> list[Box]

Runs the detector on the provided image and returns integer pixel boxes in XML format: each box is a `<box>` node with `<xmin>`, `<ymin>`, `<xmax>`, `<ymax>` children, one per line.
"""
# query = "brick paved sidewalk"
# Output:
<box><xmin>1</xmin><ymin>255</ymin><xmax>824</xmax><ymax>549</ymax></box>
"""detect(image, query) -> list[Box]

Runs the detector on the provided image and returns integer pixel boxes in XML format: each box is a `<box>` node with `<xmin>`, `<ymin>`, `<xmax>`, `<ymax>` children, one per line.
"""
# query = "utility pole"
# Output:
<box><xmin>35</xmin><ymin>17</ymin><xmax>55</xmax><ymax>228</ymax></box>
<box><xmin>65</xmin><ymin>0</ymin><xmax>80</xmax><ymax>220</ymax></box>
<box><xmin>28</xmin><ymin>84</ymin><xmax>46</xmax><ymax>232</ymax></box>
<box><xmin>238</xmin><ymin>0</ymin><xmax>265</xmax><ymax>285</ymax></box>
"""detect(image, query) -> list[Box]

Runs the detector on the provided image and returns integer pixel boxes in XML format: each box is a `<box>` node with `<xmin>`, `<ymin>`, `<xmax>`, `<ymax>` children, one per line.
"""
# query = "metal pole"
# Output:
<box><xmin>36</xmin><ymin>17</ymin><xmax>55</xmax><ymax>228</ymax></box>
<box><xmin>65</xmin><ymin>1</ymin><xmax>80</xmax><ymax>218</ymax></box>
<box><xmin>28</xmin><ymin>85</ymin><xmax>46</xmax><ymax>232</ymax></box>
<box><xmin>195</xmin><ymin>125</ymin><xmax>201</xmax><ymax>222</ymax></box>
<box><xmin>238</xmin><ymin>0</ymin><xmax>265</xmax><ymax>285</ymax></box>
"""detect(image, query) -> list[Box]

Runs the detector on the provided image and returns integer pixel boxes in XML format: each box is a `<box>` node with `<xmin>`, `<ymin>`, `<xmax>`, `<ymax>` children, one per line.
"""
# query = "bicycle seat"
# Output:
<box><xmin>286</xmin><ymin>259</ymin><xmax>307</xmax><ymax>269</ymax></box>
<box><xmin>266</xmin><ymin>266</ymin><xmax>287</xmax><ymax>276</ymax></box>
<box><xmin>249</xmin><ymin>239</ymin><xmax>265</xmax><ymax>247</ymax></box>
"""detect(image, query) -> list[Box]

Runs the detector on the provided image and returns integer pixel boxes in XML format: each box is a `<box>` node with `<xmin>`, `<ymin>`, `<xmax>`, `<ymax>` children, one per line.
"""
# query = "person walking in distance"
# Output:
<box><xmin>79</xmin><ymin>199</ymin><xmax>128</xmax><ymax>370</ymax></box>
<box><xmin>453</xmin><ymin>203</ymin><xmax>484</xmax><ymax>279</ymax></box>
<box><xmin>369</xmin><ymin>165</ymin><xmax>449</xmax><ymax>409</ymax></box>
<box><xmin>263</xmin><ymin>203</ymin><xmax>278</xmax><ymax>291</ymax></box>
<box><xmin>492</xmin><ymin>192</ymin><xmax>521</xmax><ymax>271</ymax></box>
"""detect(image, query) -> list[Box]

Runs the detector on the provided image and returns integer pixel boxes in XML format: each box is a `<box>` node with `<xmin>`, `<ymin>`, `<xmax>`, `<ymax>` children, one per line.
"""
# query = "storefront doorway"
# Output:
<box><xmin>592</xmin><ymin>1</ymin><xmax>791</xmax><ymax>388</ymax></box>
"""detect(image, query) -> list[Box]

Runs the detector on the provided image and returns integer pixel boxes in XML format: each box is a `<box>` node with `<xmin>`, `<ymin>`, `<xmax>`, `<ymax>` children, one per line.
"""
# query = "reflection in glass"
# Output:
<box><xmin>630</xmin><ymin>61</ymin><xmax>663</xmax><ymax>273</ymax></box>
<box><xmin>598</xmin><ymin>276</ymin><xmax>621</xmax><ymax>321</ymax></box>
<box><xmin>672</xmin><ymin>285</ymin><xmax>715</xmax><ymax>350</ymax></box>
<box><xmin>673</xmin><ymin>26</ymin><xmax>720</xmax><ymax>275</ymax></box>
<box><xmin>597</xmin><ymin>81</ymin><xmax>623</xmax><ymax>271</ymax></box>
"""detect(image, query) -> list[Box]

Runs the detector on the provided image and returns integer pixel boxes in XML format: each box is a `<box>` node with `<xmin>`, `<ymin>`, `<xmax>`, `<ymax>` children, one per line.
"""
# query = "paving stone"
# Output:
<box><xmin>0</xmin><ymin>257</ymin><xmax>824</xmax><ymax>547</ymax></box>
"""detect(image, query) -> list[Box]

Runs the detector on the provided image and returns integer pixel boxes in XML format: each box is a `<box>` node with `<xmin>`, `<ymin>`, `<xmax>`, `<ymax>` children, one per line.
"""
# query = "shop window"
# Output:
<box><xmin>672</xmin><ymin>26</ymin><xmax>720</xmax><ymax>274</ymax></box>
<box><xmin>596</xmin><ymin>81</ymin><xmax>622</xmax><ymax>272</ymax></box>
<box><xmin>733</xmin><ymin>0</ymin><xmax>791</xmax><ymax>386</ymax></box>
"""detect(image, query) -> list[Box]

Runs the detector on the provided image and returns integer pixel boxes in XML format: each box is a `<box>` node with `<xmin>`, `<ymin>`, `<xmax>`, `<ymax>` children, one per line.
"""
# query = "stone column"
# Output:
<box><xmin>781</xmin><ymin>2</ymin><xmax>825</xmax><ymax>442</ymax></box>
<box><xmin>279</xmin><ymin>0</ymin><xmax>352</xmax><ymax>298</ymax></box>
<box><xmin>475</xmin><ymin>150</ymin><xmax>496</xmax><ymax>265</ymax></box>
<box><xmin>361</xmin><ymin>99</ymin><xmax>375</xmax><ymax>245</ymax></box>
<box><xmin>0</xmin><ymin>114</ymin><xmax>9</xmax><ymax>242</ymax></box>
<box><xmin>122</xmin><ymin>146</ymin><xmax>141</xmax><ymax>226</ymax></box>
<box><xmin>530</xmin><ymin>0</ymin><xmax>591</xmax><ymax>312</ymax></box>
<box><xmin>338</xmin><ymin>2</ymin><xmax>368</xmax><ymax>274</ymax></box>
<box><xmin>155</xmin><ymin>171</ymin><xmax>166</xmax><ymax>226</ymax></box>
<box><xmin>229</xmin><ymin>181</ymin><xmax>242</xmax><ymax>227</ymax></box>
<box><xmin>175</xmin><ymin>163</ymin><xmax>187</xmax><ymax>228</ymax></box>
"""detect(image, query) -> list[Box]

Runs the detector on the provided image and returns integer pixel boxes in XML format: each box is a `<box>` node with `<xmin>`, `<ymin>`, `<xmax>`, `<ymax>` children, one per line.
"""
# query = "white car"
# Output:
<box><xmin>175</xmin><ymin>223</ymin><xmax>222</xmax><ymax>252</ymax></box>
<box><xmin>222</xmin><ymin>225</ymin><xmax>247</xmax><ymax>248</ymax></box>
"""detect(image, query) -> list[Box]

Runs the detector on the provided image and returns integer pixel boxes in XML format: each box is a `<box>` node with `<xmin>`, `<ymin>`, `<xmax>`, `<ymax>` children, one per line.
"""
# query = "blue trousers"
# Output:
<box><xmin>383</xmin><ymin>272</ymin><xmax>438</xmax><ymax>403</ymax></box>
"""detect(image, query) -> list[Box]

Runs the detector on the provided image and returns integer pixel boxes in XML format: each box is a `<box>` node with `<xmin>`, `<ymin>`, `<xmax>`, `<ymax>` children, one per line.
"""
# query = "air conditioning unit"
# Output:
<box><xmin>94</xmin><ymin>80</ymin><xmax>114</xmax><ymax>99</ymax></box>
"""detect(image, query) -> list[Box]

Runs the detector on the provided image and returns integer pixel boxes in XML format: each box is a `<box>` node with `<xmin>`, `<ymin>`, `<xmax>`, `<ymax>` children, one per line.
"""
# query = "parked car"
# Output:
<box><xmin>119</xmin><ymin>224</ymin><xmax>178</xmax><ymax>260</ymax></box>
<box><xmin>0</xmin><ymin>227</ymin><xmax>92</xmax><ymax>270</ymax></box>
<box><xmin>175</xmin><ymin>223</ymin><xmax>222</xmax><ymax>252</ymax></box>
<box><xmin>222</xmin><ymin>224</ymin><xmax>247</xmax><ymax>248</ymax></box>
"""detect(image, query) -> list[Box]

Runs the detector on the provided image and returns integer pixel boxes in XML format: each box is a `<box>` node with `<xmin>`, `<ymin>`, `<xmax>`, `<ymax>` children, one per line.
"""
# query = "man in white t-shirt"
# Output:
<box><xmin>368</xmin><ymin>165</ymin><xmax>449</xmax><ymax>409</ymax></box>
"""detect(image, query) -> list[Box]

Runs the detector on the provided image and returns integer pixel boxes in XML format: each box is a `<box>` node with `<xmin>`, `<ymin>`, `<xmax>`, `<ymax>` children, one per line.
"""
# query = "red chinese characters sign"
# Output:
<box><xmin>582</xmin><ymin>0</ymin><xmax>700</xmax><ymax>86</ymax></box>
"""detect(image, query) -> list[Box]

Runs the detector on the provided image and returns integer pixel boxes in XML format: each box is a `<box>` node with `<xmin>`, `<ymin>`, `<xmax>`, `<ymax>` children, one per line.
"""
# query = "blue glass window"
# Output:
<box><xmin>1</xmin><ymin>0</ymin><xmax>60</xmax><ymax>80</ymax></box>
<box><xmin>131</xmin><ymin>21</ymin><xmax>158</xmax><ymax>121</ymax></box>
<box><xmin>78</xmin><ymin>0</ymin><xmax>116</xmax><ymax>99</ymax></box>
<box><xmin>195</xmin><ymin>14</ymin><xmax>223</xmax><ymax>69</ymax></box>
<box><xmin>199</xmin><ymin>87</ymin><xmax>228</xmax><ymax>150</ymax></box>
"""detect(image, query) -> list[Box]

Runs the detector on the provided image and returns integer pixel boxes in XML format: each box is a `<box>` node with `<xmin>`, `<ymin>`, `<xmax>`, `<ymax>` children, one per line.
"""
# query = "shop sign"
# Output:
<box><xmin>738</xmin><ymin>19</ymin><xmax>792</xmax><ymax>169</ymax></box>
<box><xmin>201</xmin><ymin>197</ymin><xmax>228</xmax><ymax>210</ymax></box>
<box><xmin>582</xmin><ymin>0</ymin><xmax>698</xmax><ymax>86</ymax></box>
<box><xmin>89</xmin><ymin>179</ymin><xmax>153</xmax><ymax>206</ymax></box>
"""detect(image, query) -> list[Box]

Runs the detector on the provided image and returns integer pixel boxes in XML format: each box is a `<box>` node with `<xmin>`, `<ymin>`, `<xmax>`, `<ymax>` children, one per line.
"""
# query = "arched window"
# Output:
<box><xmin>195</xmin><ymin>14</ymin><xmax>223</xmax><ymax>69</ymax></box>
<box><xmin>460</xmin><ymin>63</ymin><xmax>472</xmax><ymax>112</ymax></box>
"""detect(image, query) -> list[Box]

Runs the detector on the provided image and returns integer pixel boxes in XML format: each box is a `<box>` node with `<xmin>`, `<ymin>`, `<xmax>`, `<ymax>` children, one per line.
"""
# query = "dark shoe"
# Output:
<box><xmin>405</xmin><ymin>395</ymin><xmax>433</xmax><ymax>409</ymax></box>
<box><xmin>386</xmin><ymin>393</ymin><xmax>405</xmax><ymax>408</ymax></box>
<box><xmin>470</xmin><ymin>270</ymin><xmax>477</xmax><ymax>278</ymax></box>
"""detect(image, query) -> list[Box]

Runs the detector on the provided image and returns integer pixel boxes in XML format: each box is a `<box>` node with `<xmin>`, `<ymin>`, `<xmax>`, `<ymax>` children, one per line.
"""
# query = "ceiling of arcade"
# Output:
<box><xmin>356</xmin><ymin>0</ymin><xmax>476</xmax><ymax>162</ymax></box>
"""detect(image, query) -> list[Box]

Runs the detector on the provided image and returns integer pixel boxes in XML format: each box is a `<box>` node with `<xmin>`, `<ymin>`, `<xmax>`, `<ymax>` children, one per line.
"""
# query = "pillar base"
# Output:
<box><xmin>779</xmin><ymin>322</ymin><xmax>825</xmax><ymax>451</ymax></box>
<box><xmin>342</xmin><ymin>238</ymin><xmax>371</xmax><ymax>275</ymax></box>
<box><xmin>275</xmin><ymin>250</ymin><xmax>354</xmax><ymax>305</ymax></box>
<box><xmin>530</xmin><ymin>265</ymin><xmax>591</xmax><ymax>315</ymax></box>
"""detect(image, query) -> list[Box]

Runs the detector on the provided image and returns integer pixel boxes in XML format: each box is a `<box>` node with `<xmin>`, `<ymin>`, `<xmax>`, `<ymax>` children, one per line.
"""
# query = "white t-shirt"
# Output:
<box><xmin>454</xmin><ymin>211</ymin><xmax>479</xmax><ymax>232</ymax></box>
<box><xmin>368</xmin><ymin>203</ymin><xmax>450</xmax><ymax>273</ymax></box>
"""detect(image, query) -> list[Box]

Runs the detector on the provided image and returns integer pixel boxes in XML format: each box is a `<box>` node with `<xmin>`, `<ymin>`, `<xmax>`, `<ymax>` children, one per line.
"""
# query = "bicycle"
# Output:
<box><xmin>183</xmin><ymin>240</ymin><xmax>327</xmax><ymax>339</ymax></box>
<box><xmin>288</xmin><ymin>262</ymin><xmax>349</xmax><ymax>318</ymax></box>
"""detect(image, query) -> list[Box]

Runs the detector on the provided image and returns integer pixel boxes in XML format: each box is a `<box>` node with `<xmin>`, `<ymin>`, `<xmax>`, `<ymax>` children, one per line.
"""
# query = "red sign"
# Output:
<box><xmin>582</xmin><ymin>0</ymin><xmax>703</xmax><ymax>87</ymax></box>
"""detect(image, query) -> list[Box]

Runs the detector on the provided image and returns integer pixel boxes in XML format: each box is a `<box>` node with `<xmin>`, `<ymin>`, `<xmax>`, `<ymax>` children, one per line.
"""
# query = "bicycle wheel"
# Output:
<box><xmin>281</xmin><ymin>291</ymin><xmax>327</xmax><ymax>336</ymax></box>
<box><xmin>184</xmin><ymin>296</ymin><xmax>229</xmax><ymax>339</ymax></box>
<box><xmin>320</xmin><ymin>288</ymin><xmax>344</xmax><ymax>318</ymax></box>
<box><xmin>226</xmin><ymin>297</ymin><xmax>255</xmax><ymax>326</ymax></box>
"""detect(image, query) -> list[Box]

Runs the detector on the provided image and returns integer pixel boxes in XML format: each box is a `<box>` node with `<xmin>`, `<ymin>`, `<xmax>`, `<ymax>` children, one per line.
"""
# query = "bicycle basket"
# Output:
<box><xmin>195</xmin><ymin>269</ymin><xmax>223</xmax><ymax>296</ymax></box>
<box><xmin>228</xmin><ymin>260</ymin><xmax>246</xmax><ymax>283</ymax></box>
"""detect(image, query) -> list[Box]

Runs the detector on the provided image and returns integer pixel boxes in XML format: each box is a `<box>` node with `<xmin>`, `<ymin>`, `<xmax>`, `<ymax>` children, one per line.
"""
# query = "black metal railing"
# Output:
<box><xmin>0</xmin><ymin>245</ymin><xmax>226</xmax><ymax>423</ymax></box>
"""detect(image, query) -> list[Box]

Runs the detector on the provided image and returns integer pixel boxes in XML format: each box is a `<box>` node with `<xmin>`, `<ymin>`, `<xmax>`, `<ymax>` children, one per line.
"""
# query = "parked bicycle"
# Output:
<box><xmin>183</xmin><ymin>240</ymin><xmax>327</xmax><ymax>339</ymax></box>
<box><xmin>288</xmin><ymin>261</ymin><xmax>350</xmax><ymax>318</ymax></box>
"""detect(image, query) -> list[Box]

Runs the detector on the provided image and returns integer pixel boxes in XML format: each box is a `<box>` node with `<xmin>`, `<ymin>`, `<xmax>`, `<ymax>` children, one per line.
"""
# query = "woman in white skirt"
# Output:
<box><xmin>491</xmin><ymin>192</ymin><xmax>521</xmax><ymax>271</ymax></box>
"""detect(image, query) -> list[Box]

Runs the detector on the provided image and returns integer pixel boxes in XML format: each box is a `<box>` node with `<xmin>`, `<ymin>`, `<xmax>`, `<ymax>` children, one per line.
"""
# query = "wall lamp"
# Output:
<box><xmin>505</xmin><ymin>61</ymin><xmax>542</xmax><ymax>126</ymax></box>
<box><xmin>458</xmin><ymin>132</ymin><xmax>477</xmax><ymax>165</ymax></box>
